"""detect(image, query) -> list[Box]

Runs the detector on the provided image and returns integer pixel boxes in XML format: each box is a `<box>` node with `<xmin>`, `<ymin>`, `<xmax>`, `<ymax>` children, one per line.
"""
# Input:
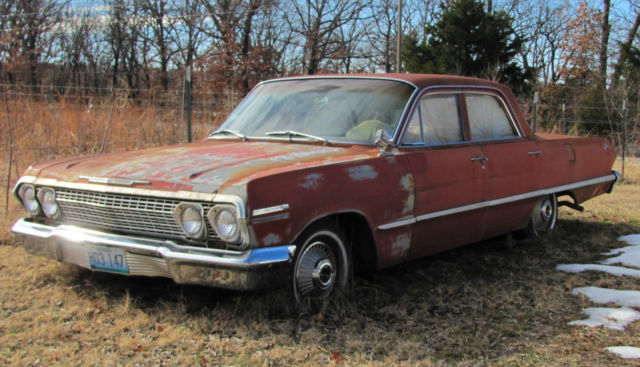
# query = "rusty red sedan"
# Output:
<box><xmin>11</xmin><ymin>74</ymin><xmax>619</xmax><ymax>302</ymax></box>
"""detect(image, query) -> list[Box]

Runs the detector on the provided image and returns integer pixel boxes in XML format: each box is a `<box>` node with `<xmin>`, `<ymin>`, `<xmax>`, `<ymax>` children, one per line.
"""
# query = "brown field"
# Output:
<box><xmin>1</xmin><ymin>98</ymin><xmax>640</xmax><ymax>366</ymax></box>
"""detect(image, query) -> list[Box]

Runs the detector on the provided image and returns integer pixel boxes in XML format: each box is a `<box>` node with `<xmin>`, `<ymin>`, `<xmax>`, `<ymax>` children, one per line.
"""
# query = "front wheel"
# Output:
<box><xmin>292</xmin><ymin>224</ymin><xmax>350</xmax><ymax>305</ymax></box>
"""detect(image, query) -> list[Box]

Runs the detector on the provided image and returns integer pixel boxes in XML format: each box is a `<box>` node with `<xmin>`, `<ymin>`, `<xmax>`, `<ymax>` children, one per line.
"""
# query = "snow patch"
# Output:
<box><xmin>573</xmin><ymin>287</ymin><xmax>640</xmax><ymax>308</ymax></box>
<box><xmin>606</xmin><ymin>346</ymin><xmax>640</xmax><ymax>359</ymax></box>
<box><xmin>556</xmin><ymin>264</ymin><xmax>640</xmax><ymax>278</ymax></box>
<box><xmin>619</xmin><ymin>234</ymin><xmax>640</xmax><ymax>246</ymax></box>
<box><xmin>569</xmin><ymin>307</ymin><xmax>640</xmax><ymax>331</ymax></box>
<box><xmin>600</xmin><ymin>245</ymin><xmax>640</xmax><ymax>269</ymax></box>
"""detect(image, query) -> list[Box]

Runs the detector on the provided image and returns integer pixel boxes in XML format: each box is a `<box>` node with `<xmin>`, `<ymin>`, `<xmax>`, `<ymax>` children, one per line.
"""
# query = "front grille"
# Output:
<box><xmin>51</xmin><ymin>188</ymin><xmax>219</xmax><ymax>244</ymax></box>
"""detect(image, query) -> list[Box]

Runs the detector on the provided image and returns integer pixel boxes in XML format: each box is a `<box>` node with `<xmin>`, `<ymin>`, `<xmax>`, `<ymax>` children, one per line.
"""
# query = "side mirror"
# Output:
<box><xmin>374</xmin><ymin>129</ymin><xmax>392</xmax><ymax>155</ymax></box>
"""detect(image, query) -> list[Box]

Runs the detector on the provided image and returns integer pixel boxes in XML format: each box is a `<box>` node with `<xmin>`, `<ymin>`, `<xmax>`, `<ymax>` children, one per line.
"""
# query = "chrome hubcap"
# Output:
<box><xmin>312</xmin><ymin>259</ymin><xmax>335</xmax><ymax>289</ymax></box>
<box><xmin>295</xmin><ymin>241</ymin><xmax>337</xmax><ymax>298</ymax></box>
<box><xmin>541</xmin><ymin>201</ymin><xmax>553</xmax><ymax>222</ymax></box>
<box><xmin>532</xmin><ymin>196</ymin><xmax>556</xmax><ymax>233</ymax></box>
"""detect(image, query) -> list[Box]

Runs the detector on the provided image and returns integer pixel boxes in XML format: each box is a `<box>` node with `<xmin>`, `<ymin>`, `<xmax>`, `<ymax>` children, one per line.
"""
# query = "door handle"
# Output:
<box><xmin>528</xmin><ymin>151</ymin><xmax>543</xmax><ymax>157</ymax></box>
<box><xmin>470</xmin><ymin>156</ymin><xmax>488</xmax><ymax>164</ymax></box>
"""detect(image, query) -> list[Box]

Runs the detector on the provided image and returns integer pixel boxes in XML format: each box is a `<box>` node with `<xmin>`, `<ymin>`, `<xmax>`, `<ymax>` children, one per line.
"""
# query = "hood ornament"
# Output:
<box><xmin>79</xmin><ymin>176</ymin><xmax>151</xmax><ymax>186</ymax></box>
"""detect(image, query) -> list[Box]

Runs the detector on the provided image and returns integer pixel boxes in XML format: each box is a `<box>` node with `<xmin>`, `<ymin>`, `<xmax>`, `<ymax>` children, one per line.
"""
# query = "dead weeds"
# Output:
<box><xmin>1</xmin><ymin>160</ymin><xmax>639</xmax><ymax>366</ymax></box>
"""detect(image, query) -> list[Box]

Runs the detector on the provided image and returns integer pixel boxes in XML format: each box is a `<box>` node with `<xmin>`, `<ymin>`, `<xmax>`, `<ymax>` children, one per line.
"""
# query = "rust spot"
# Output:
<box><xmin>400</xmin><ymin>173</ymin><xmax>415</xmax><ymax>215</ymax></box>
<box><xmin>299</xmin><ymin>173</ymin><xmax>323</xmax><ymax>190</ymax></box>
<box><xmin>391</xmin><ymin>232</ymin><xmax>411</xmax><ymax>259</ymax></box>
<box><xmin>263</xmin><ymin>233</ymin><xmax>281</xmax><ymax>246</ymax></box>
<box><xmin>347</xmin><ymin>165</ymin><xmax>378</xmax><ymax>181</ymax></box>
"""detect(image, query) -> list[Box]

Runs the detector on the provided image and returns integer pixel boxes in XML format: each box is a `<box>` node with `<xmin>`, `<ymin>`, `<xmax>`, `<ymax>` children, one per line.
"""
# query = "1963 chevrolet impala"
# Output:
<box><xmin>11</xmin><ymin>74</ymin><xmax>619</xmax><ymax>302</ymax></box>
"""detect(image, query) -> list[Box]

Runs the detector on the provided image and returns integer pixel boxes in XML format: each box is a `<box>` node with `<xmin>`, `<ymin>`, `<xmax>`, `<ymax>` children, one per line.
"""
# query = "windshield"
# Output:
<box><xmin>214</xmin><ymin>78</ymin><xmax>415</xmax><ymax>144</ymax></box>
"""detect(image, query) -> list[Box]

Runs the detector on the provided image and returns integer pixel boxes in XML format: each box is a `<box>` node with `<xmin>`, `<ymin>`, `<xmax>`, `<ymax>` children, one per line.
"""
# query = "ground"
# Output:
<box><xmin>0</xmin><ymin>159</ymin><xmax>638</xmax><ymax>366</ymax></box>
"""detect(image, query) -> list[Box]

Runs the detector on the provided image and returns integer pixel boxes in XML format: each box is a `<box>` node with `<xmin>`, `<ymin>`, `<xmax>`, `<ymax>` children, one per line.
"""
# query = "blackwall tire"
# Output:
<box><xmin>292</xmin><ymin>224</ymin><xmax>350</xmax><ymax>305</ymax></box>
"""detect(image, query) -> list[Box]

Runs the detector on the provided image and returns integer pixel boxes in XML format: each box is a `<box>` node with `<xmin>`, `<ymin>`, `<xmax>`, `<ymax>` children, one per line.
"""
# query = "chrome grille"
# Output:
<box><xmin>51</xmin><ymin>188</ymin><xmax>218</xmax><ymax>242</ymax></box>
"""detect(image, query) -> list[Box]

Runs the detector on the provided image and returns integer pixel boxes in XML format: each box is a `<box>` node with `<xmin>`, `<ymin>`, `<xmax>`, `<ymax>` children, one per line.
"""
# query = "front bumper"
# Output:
<box><xmin>11</xmin><ymin>218</ymin><xmax>295</xmax><ymax>290</ymax></box>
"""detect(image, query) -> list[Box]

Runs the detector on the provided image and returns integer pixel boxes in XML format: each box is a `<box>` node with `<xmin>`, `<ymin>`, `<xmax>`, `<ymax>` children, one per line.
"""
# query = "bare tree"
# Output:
<box><xmin>139</xmin><ymin>0</ymin><xmax>178</xmax><ymax>91</ymax></box>
<box><xmin>611</xmin><ymin>4</ymin><xmax>640</xmax><ymax>90</ymax></box>
<box><xmin>509</xmin><ymin>0</ymin><xmax>568</xmax><ymax>85</ymax></box>
<box><xmin>106</xmin><ymin>0</ymin><xmax>145</xmax><ymax>95</ymax></box>
<box><xmin>367</xmin><ymin>0</ymin><xmax>396</xmax><ymax>73</ymax></box>
<box><xmin>174</xmin><ymin>0</ymin><xmax>206</xmax><ymax>68</ymax></box>
<box><xmin>0</xmin><ymin>0</ymin><xmax>66</xmax><ymax>92</ymax></box>
<box><xmin>283</xmin><ymin>0</ymin><xmax>365</xmax><ymax>75</ymax></box>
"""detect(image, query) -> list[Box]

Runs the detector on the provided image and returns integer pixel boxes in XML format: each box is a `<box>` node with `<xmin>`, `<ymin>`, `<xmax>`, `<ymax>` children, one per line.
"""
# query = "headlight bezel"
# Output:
<box><xmin>207</xmin><ymin>204</ymin><xmax>241</xmax><ymax>244</ymax></box>
<box><xmin>17</xmin><ymin>184</ymin><xmax>41</xmax><ymax>216</ymax></box>
<box><xmin>173</xmin><ymin>202</ymin><xmax>207</xmax><ymax>240</ymax></box>
<box><xmin>36</xmin><ymin>187</ymin><xmax>60</xmax><ymax>218</ymax></box>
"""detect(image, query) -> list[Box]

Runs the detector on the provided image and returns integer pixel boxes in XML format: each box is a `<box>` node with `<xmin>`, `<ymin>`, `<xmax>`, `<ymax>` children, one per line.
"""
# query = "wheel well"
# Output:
<box><xmin>296</xmin><ymin>213</ymin><xmax>377</xmax><ymax>275</ymax></box>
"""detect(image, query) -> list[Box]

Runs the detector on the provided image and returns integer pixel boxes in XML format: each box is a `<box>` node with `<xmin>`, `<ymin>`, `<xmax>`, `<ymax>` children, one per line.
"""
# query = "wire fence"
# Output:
<box><xmin>1</xmin><ymin>83</ymin><xmax>639</xmax><ymax>215</ymax></box>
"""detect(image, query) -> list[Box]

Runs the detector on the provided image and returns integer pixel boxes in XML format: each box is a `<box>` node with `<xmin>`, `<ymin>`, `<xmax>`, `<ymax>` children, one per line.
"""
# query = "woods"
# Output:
<box><xmin>0</xmin><ymin>0</ymin><xmax>639</xmax><ymax>142</ymax></box>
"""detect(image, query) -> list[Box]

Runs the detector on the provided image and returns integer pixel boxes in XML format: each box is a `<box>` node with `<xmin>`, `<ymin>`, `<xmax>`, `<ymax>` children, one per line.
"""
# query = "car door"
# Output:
<box><xmin>463</xmin><ymin>91</ymin><xmax>540</xmax><ymax>238</ymax></box>
<box><xmin>401</xmin><ymin>91</ymin><xmax>488</xmax><ymax>260</ymax></box>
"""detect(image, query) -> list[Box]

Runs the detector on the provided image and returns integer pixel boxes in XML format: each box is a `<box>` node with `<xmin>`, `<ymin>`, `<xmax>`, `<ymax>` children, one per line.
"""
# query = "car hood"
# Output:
<box><xmin>26</xmin><ymin>140</ymin><xmax>375</xmax><ymax>194</ymax></box>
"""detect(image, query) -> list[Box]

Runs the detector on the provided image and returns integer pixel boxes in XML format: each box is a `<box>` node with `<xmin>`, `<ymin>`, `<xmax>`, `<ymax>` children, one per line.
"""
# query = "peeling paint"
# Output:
<box><xmin>300</xmin><ymin>173</ymin><xmax>323</xmax><ymax>190</ymax></box>
<box><xmin>391</xmin><ymin>232</ymin><xmax>411</xmax><ymax>259</ymax></box>
<box><xmin>347</xmin><ymin>165</ymin><xmax>378</xmax><ymax>181</ymax></box>
<box><xmin>263</xmin><ymin>233</ymin><xmax>282</xmax><ymax>246</ymax></box>
<box><xmin>400</xmin><ymin>173</ymin><xmax>415</xmax><ymax>215</ymax></box>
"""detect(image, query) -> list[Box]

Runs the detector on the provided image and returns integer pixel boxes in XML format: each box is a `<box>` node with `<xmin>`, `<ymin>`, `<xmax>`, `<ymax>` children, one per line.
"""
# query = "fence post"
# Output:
<box><xmin>561</xmin><ymin>103</ymin><xmax>566</xmax><ymax>134</ymax></box>
<box><xmin>185</xmin><ymin>66</ymin><xmax>193</xmax><ymax>143</ymax></box>
<box><xmin>622</xmin><ymin>99</ymin><xmax>626</xmax><ymax>180</ymax></box>
<box><xmin>533</xmin><ymin>92</ymin><xmax>539</xmax><ymax>133</ymax></box>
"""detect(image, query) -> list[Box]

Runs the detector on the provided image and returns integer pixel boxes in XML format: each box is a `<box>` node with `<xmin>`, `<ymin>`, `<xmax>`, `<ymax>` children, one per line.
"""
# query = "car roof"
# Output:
<box><xmin>269</xmin><ymin>73</ymin><xmax>507</xmax><ymax>91</ymax></box>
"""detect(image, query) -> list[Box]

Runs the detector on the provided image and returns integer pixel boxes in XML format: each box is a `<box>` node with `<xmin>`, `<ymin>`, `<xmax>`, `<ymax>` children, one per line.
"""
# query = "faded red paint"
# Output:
<box><xmin>19</xmin><ymin>74</ymin><xmax>618</xmax><ymax>273</ymax></box>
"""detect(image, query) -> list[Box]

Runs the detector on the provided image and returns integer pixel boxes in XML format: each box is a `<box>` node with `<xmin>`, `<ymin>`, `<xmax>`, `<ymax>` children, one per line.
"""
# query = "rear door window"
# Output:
<box><xmin>466</xmin><ymin>94</ymin><xmax>517</xmax><ymax>140</ymax></box>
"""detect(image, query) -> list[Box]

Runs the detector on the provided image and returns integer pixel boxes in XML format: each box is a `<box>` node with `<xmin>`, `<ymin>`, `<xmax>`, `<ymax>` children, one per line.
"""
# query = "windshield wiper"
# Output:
<box><xmin>209</xmin><ymin>129</ymin><xmax>247</xmax><ymax>140</ymax></box>
<box><xmin>265</xmin><ymin>130</ymin><xmax>328</xmax><ymax>144</ymax></box>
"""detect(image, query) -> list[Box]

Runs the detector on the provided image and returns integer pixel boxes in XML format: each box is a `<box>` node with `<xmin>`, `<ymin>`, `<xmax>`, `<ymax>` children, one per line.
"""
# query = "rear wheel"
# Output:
<box><xmin>292</xmin><ymin>224</ymin><xmax>350</xmax><ymax>305</ymax></box>
<box><xmin>525</xmin><ymin>194</ymin><xmax>558</xmax><ymax>236</ymax></box>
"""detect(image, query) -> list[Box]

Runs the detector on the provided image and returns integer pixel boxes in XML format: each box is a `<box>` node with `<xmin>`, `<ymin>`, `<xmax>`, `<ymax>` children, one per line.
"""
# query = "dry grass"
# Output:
<box><xmin>1</xmin><ymin>96</ymin><xmax>640</xmax><ymax>365</ymax></box>
<box><xmin>0</xmin><ymin>96</ymin><xmax>221</xmax><ymax>243</ymax></box>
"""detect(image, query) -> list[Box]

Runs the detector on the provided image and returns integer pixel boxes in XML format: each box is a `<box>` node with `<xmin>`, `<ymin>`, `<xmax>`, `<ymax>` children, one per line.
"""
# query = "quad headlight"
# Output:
<box><xmin>17</xmin><ymin>184</ymin><xmax>40</xmax><ymax>216</ymax></box>
<box><xmin>174</xmin><ymin>200</ymin><xmax>247</xmax><ymax>248</ymax></box>
<box><xmin>37</xmin><ymin>187</ymin><xmax>60</xmax><ymax>218</ymax></box>
<box><xmin>173</xmin><ymin>203</ymin><xmax>206</xmax><ymax>239</ymax></box>
<box><xmin>207</xmin><ymin>205</ymin><xmax>240</xmax><ymax>243</ymax></box>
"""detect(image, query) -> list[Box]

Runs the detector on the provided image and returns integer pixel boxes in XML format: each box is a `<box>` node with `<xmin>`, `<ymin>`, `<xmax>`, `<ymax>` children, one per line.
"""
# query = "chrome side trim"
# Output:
<box><xmin>377</xmin><ymin>173</ymin><xmax>617</xmax><ymax>230</ymax></box>
<box><xmin>252</xmin><ymin>204</ymin><xmax>290</xmax><ymax>217</ymax></box>
<box><xmin>377</xmin><ymin>217</ymin><xmax>417</xmax><ymax>230</ymax></box>
<box><xmin>31</xmin><ymin>178</ymin><xmax>216</xmax><ymax>202</ymax></box>
<box><xmin>608</xmin><ymin>170</ymin><xmax>621</xmax><ymax>194</ymax></box>
<box><xmin>251</xmin><ymin>213</ymin><xmax>290</xmax><ymax>224</ymax></box>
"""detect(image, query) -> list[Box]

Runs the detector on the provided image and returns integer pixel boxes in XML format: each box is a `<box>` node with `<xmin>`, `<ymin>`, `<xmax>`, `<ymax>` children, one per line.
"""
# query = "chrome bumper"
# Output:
<box><xmin>11</xmin><ymin>218</ymin><xmax>295</xmax><ymax>290</ymax></box>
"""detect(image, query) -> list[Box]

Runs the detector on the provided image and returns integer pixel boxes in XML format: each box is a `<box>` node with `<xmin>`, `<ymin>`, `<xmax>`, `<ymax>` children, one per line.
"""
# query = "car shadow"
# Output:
<box><xmin>64</xmin><ymin>218</ymin><xmax>639</xmax><ymax>361</ymax></box>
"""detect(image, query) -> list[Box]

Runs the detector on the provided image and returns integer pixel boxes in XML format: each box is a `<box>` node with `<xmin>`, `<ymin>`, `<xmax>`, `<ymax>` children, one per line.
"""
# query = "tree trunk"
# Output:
<box><xmin>599</xmin><ymin>0</ymin><xmax>610</xmax><ymax>84</ymax></box>
<box><xmin>611</xmin><ymin>9</ymin><xmax>640</xmax><ymax>90</ymax></box>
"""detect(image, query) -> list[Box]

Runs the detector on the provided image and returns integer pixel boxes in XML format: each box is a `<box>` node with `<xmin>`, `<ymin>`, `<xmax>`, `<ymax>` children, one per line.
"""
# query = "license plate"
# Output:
<box><xmin>87</xmin><ymin>246</ymin><xmax>129</xmax><ymax>274</ymax></box>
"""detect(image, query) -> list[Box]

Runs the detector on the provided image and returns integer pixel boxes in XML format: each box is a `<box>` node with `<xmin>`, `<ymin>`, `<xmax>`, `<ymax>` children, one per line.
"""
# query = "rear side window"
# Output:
<box><xmin>466</xmin><ymin>94</ymin><xmax>517</xmax><ymax>140</ymax></box>
<box><xmin>403</xmin><ymin>94</ymin><xmax>463</xmax><ymax>145</ymax></box>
